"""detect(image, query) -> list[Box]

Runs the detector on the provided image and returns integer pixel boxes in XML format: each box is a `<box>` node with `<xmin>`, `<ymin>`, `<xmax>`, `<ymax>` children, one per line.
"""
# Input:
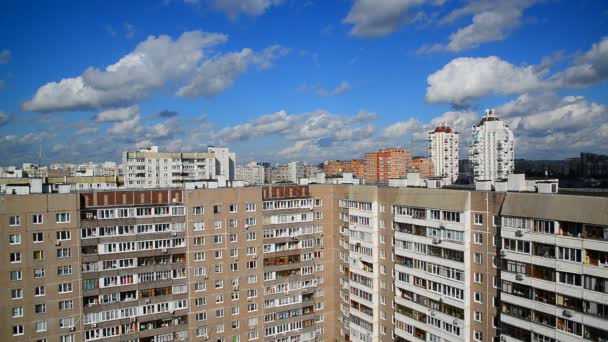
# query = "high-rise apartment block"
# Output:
<box><xmin>3</xmin><ymin>183</ymin><xmax>607</xmax><ymax>342</ymax></box>
<box><xmin>428</xmin><ymin>123</ymin><xmax>459</xmax><ymax>183</ymax></box>
<box><xmin>470</xmin><ymin>109</ymin><xmax>514</xmax><ymax>183</ymax></box>
<box><xmin>324</xmin><ymin>160</ymin><xmax>366</xmax><ymax>178</ymax></box>
<box><xmin>122</xmin><ymin>146</ymin><xmax>235</xmax><ymax>188</ymax></box>
<box><xmin>409</xmin><ymin>157</ymin><xmax>435</xmax><ymax>178</ymax></box>
<box><xmin>364</xmin><ymin>148</ymin><xmax>412</xmax><ymax>184</ymax></box>
<box><xmin>236</xmin><ymin>162</ymin><xmax>266</xmax><ymax>185</ymax></box>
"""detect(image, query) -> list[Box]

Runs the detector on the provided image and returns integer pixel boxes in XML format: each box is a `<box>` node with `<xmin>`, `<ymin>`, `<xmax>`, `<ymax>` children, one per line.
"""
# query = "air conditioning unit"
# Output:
<box><xmin>55</xmin><ymin>241</ymin><xmax>61</xmax><ymax>246</ymax></box>
<box><xmin>515</xmin><ymin>230</ymin><xmax>524</xmax><ymax>237</ymax></box>
<box><xmin>500</xmin><ymin>250</ymin><xmax>507</xmax><ymax>256</ymax></box>
<box><xmin>500</xmin><ymin>336</ymin><xmax>507</xmax><ymax>342</ymax></box>
<box><xmin>432</xmin><ymin>238</ymin><xmax>441</xmax><ymax>245</ymax></box>
<box><xmin>516</xmin><ymin>273</ymin><xmax>524</xmax><ymax>281</ymax></box>
<box><xmin>68</xmin><ymin>327</ymin><xmax>75</xmax><ymax>332</ymax></box>
<box><xmin>170</xmin><ymin>310</ymin><xmax>175</xmax><ymax>314</ymax></box>
<box><xmin>453</xmin><ymin>319</ymin><xmax>459</xmax><ymax>325</ymax></box>
<box><xmin>233</xmin><ymin>285</ymin><xmax>239</xmax><ymax>290</ymax></box>
<box><xmin>91</xmin><ymin>323</ymin><xmax>97</xmax><ymax>328</ymax></box>
<box><xmin>172</xmin><ymin>232</ymin><xmax>177</xmax><ymax>237</ymax></box>
<box><xmin>562</xmin><ymin>310</ymin><xmax>573</xmax><ymax>318</ymax></box>
<box><xmin>162</xmin><ymin>248</ymin><xmax>168</xmax><ymax>253</ymax></box>
<box><xmin>430</xmin><ymin>311</ymin><xmax>436</xmax><ymax>317</ymax></box>
<box><xmin>145</xmin><ymin>298</ymin><xmax>151</xmax><ymax>304</ymax></box>
<box><xmin>130</xmin><ymin>317</ymin><xmax>137</xmax><ymax>322</ymax></box>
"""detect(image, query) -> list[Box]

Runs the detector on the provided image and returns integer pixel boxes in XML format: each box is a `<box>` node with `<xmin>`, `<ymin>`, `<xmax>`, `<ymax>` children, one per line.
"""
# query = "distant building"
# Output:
<box><xmin>364</xmin><ymin>147</ymin><xmax>412</xmax><ymax>183</ymax></box>
<box><xmin>428</xmin><ymin>122</ymin><xmax>459</xmax><ymax>183</ymax></box>
<box><xmin>470</xmin><ymin>109</ymin><xmax>514</xmax><ymax>183</ymax></box>
<box><xmin>323</xmin><ymin>159</ymin><xmax>366</xmax><ymax>177</ymax></box>
<box><xmin>236</xmin><ymin>162</ymin><xmax>265</xmax><ymax>185</ymax></box>
<box><xmin>409</xmin><ymin>157</ymin><xmax>435</xmax><ymax>178</ymax></box>
<box><xmin>122</xmin><ymin>146</ymin><xmax>235</xmax><ymax>188</ymax></box>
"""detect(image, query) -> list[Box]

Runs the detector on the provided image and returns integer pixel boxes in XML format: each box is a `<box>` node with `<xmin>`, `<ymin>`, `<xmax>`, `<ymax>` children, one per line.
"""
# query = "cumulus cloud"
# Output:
<box><xmin>76</xmin><ymin>127</ymin><xmax>99</xmax><ymax>136</ymax></box>
<box><xmin>551</xmin><ymin>36</ymin><xmax>608</xmax><ymax>88</ymax></box>
<box><xmin>157</xmin><ymin>110</ymin><xmax>179</xmax><ymax>118</ymax></box>
<box><xmin>420</xmin><ymin>0</ymin><xmax>537</xmax><ymax>53</ymax></box>
<box><xmin>208</xmin><ymin>0</ymin><xmax>283</xmax><ymax>18</ymax></box>
<box><xmin>426</xmin><ymin>56</ymin><xmax>549</xmax><ymax>106</ymax></box>
<box><xmin>0</xmin><ymin>49</ymin><xmax>10</xmax><ymax>64</ymax></box>
<box><xmin>94</xmin><ymin>105</ymin><xmax>140</xmax><ymax>122</ymax></box>
<box><xmin>343</xmin><ymin>0</ymin><xmax>426</xmax><ymax>38</ymax></box>
<box><xmin>316</xmin><ymin>81</ymin><xmax>351</xmax><ymax>97</ymax></box>
<box><xmin>177</xmin><ymin>45</ymin><xmax>289</xmax><ymax>98</ymax></box>
<box><xmin>382</xmin><ymin>118</ymin><xmax>420</xmax><ymax>138</ymax></box>
<box><xmin>213</xmin><ymin>110</ymin><xmax>295</xmax><ymax>142</ymax></box>
<box><xmin>23</xmin><ymin>31</ymin><xmax>226</xmax><ymax>112</ymax></box>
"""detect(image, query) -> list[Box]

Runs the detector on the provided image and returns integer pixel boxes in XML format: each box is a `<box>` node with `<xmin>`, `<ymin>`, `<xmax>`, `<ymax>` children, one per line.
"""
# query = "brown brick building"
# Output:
<box><xmin>364</xmin><ymin>148</ymin><xmax>412</xmax><ymax>184</ymax></box>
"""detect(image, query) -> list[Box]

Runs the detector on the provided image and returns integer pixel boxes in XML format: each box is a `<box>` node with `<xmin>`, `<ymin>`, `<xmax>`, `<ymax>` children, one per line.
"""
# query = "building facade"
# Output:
<box><xmin>236</xmin><ymin>162</ymin><xmax>266</xmax><ymax>185</ymax></box>
<box><xmin>428</xmin><ymin>123</ymin><xmax>459</xmax><ymax>184</ymax></box>
<box><xmin>3</xmin><ymin>184</ymin><xmax>608</xmax><ymax>342</ymax></box>
<box><xmin>364</xmin><ymin>148</ymin><xmax>412</xmax><ymax>184</ymax></box>
<box><xmin>470</xmin><ymin>109</ymin><xmax>515</xmax><ymax>183</ymax></box>
<box><xmin>324</xmin><ymin>160</ymin><xmax>366</xmax><ymax>178</ymax></box>
<box><xmin>409</xmin><ymin>158</ymin><xmax>435</xmax><ymax>178</ymax></box>
<box><xmin>122</xmin><ymin>146</ymin><xmax>235</xmax><ymax>188</ymax></box>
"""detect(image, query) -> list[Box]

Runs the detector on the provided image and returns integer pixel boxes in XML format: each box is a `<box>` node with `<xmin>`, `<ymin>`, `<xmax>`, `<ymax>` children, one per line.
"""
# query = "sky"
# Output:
<box><xmin>0</xmin><ymin>0</ymin><xmax>607</xmax><ymax>166</ymax></box>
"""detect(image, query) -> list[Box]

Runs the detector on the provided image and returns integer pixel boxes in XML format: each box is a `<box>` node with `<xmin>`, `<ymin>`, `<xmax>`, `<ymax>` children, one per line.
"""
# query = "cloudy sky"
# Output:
<box><xmin>0</xmin><ymin>0</ymin><xmax>607</xmax><ymax>165</ymax></box>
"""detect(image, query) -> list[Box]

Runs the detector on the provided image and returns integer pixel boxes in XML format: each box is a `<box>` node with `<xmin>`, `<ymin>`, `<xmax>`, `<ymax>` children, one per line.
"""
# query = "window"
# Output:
<box><xmin>57</xmin><ymin>248</ymin><xmax>71</xmax><ymax>258</ymax></box>
<box><xmin>56</xmin><ymin>213</ymin><xmax>70</xmax><ymax>223</ymax></box>
<box><xmin>57</xmin><ymin>265</ymin><xmax>72</xmax><ymax>276</ymax></box>
<box><xmin>11</xmin><ymin>288</ymin><xmax>23</xmax><ymax>299</ymax></box>
<box><xmin>193</xmin><ymin>206</ymin><xmax>204</xmax><ymax>215</ymax></box>
<box><xmin>9</xmin><ymin>234</ymin><xmax>21</xmax><ymax>245</ymax></box>
<box><xmin>10</xmin><ymin>252</ymin><xmax>22</xmax><ymax>263</ymax></box>
<box><xmin>474</xmin><ymin>292</ymin><xmax>483</xmax><ymax>303</ymax></box>
<box><xmin>213</xmin><ymin>235</ymin><xmax>223</xmax><ymax>244</ymax></box>
<box><xmin>35</xmin><ymin>285</ymin><xmax>46</xmax><ymax>296</ymax></box>
<box><xmin>35</xmin><ymin>321</ymin><xmax>47</xmax><ymax>332</ymax></box>
<box><xmin>11</xmin><ymin>307</ymin><xmax>23</xmax><ymax>318</ymax></box>
<box><xmin>56</xmin><ymin>231</ymin><xmax>71</xmax><ymax>240</ymax></box>
<box><xmin>474</xmin><ymin>253</ymin><xmax>483</xmax><ymax>264</ymax></box>
<box><xmin>10</xmin><ymin>270</ymin><xmax>22</xmax><ymax>281</ymax></box>
<box><xmin>245</xmin><ymin>203</ymin><xmax>256</xmax><ymax>211</ymax></box>
<box><xmin>33</xmin><ymin>250</ymin><xmax>45</xmax><ymax>261</ymax></box>
<box><xmin>229</xmin><ymin>219</ymin><xmax>237</xmax><ymax>228</ymax></box>
<box><xmin>474</xmin><ymin>233</ymin><xmax>483</xmax><ymax>244</ymax></box>
<box><xmin>474</xmin><ymin>312</ymin><xmax>482</xmax><ymax>322</ymax></box>
<box><xmin>33</xmin><ymin>232</ymin><xmax>44</xmax><ymax>242</ymax></box>
<box><xmin>9</xmin><ymin>215</ymin><xmax>20</xmax><ymax>226</ymax></box>
<box><xmin>474</xmin><ymin>214</ymin><xmax>483</xmax><ymax>225</ymax></box>
<box><xmin>58</xmin><ymin>283</ymin><xmax>72</xmax><ymax>293</ymax></box>
<box><xmin>35</xmin><ymin>303</ymin><xmax>47</xmax><ymax>313</ymax></box>
<box><xmin>474</xmin><ymin>272</ymin><xmax>483</xmax><ymax>283</ymax></box>
<box><xmin>214</xmin><ymin>205</ymin><xmax>222</xmax><ymax>214</ymax></box>
<box><xmin>214</xmin><ymin>220</ymin><xmax>222</xmax><ymax>229</ymax></box>
<box><xmin>474</xmin><ymin>330</ymin><xmax>483</xmax><ymax>342</ymax></box>
<box><xmin>32</xmin><ymin>214</ymin><xmax>43</xmax><ymax>224</ymax></box>
<box><xmin>59</xmin><ymin>317</ymin><xmax>75</xmax><ymax>328</ymax></box>
<box><xmin>247</xmin><ymin>232</ymin><xmax>256</xmax><ymax>240</ymax></box>
<box><xmin>558</xmin><ymin>247</ymin><xmax>582</xmax><ymax>263</ymax></box>
<box><xmin>58</xmin><ymin>300</ymin><xmax>73</xmax><ymax>311</ymax></box>
<box><xmin>245</xmin><ymin>218</ymin><xmax>256</xmax><ymax>226</ymax></box>
<box><xmin>12</xmin><ymin>325</ymin><xmax>24</xmax><ymax>336</ymax></box>
<box><xmin>229</xmin><ymin>204</ymin><xmax>237</xmax><ymax>213</ymax></box>
<box><xmin>193</xmin><ymin>222</ymin><xmax>205</xmax><ymax>231</ymax></box>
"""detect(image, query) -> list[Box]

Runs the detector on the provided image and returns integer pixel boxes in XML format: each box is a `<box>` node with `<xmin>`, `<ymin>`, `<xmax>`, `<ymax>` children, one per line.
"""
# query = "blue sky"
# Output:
<box><xmin>1</xmin><ymin>0</ymin><xmax>607</xmax><ymax>165</ymax></box>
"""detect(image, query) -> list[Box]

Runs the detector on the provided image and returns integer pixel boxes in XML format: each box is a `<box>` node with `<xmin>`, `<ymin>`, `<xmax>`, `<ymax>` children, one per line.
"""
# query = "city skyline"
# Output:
<box><xmin>1</xmin><ymin>1</ymin><xmax>608</xmax><ymax>165</ymax></box>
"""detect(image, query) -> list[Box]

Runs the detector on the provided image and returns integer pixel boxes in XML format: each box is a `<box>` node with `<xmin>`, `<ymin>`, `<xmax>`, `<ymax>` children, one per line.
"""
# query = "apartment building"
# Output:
<box><xmin>498</xmin><ymin>192</ymin><xmax>608</xmax><ymax>342</ymax></box>
<box><xmin>409</xmin><ymin>158</ymin><xmax>435</xmax><ymax>178</ymax></box>
<box><xmin>428</xmin><ymin>123</ymin><xmax>459</xmax><ymax>184</ymax></box>
<box><xmin>122</xmin><ymin>146</ymin><xmax>235</xmax><ymax>188</ymax></box>
<box><xmin>236</xmin><ymin>162</ymin><xmax>266</xmax><ymax>185</ymax></box>
<box><xmin>3</xmin><ymin>184</ymin><xmax>607</xmax><ymax>342</ymax></box>
<box><xmin>364</xmin><ymin>148</ymin><xmax>412</xmax><ymax>184</ymax></box>
<box><xmin>324</xmin><ymin>160</ymin><xmax>366</xmax><ymax>178</ymax></box>
<box><xmin>470</xmin><ymin>109</ymin><xmax>515</xmax><ymax>183</ymax></box>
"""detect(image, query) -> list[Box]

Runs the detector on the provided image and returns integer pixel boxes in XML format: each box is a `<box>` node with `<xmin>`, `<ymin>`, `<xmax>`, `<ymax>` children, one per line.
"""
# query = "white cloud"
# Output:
<box><xmin>316</xmin><ymin>81</ymin><xmax>351</xmax><ymax>97</ymax></box>
<box><xmin>213</xmin><ymin>110</ymin><xmax>294</xmax><ymax>142</ymax></box>
<box><xmin>108</xmin><ymin>116</ymin><xmax>143</xmax><ymax>136</ymax></box>
<box><xmin>551</xmin><ymin>36</ymin><xmax>608</xmax><ymax>88</ymax></box>
<box><xmin>0</xmin><ymin>49</ymin><xmax>10</xmax><ymax>64</ymax></box>
<box><xmin>343</xmin><ymin>0</ymin><xmax>426</xmax><ymax>38</ymax></box>
<box><xmin>76</xmin><ymin>127</ymin><xmax>99</xmax><ymax>136</ymax></box>
<box><xmin>177</xmin><ymin>45</ymin><xmax>289</xmax><ymax>98</ymax></box>
<box><xmin>22</xmin><ymin>31</ymin><xmax>227</xmax><ymax>112</ymax></box>
<box><xmin>382</xmin><ymin>118</ymin><xmax>421</xmax><ymax>138</ymax></box>
<box><xmin>426</xmin><ymin>56</ymin><xmax>548</xmax><ymax>106</ymax></box>
<box><xmin>208</xmin><ymin>0</ymin><xmax>283</xmax><ymax>18</ymax></box>
<box><xmin>94</xmin><ymin>105</ymin><xmax>140</xmax><ymax>122</ymax></box>
<box><xmin>419</xmin><ymin>1</ymin><xmax>538</xmax><ymax>53</ymax></box>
